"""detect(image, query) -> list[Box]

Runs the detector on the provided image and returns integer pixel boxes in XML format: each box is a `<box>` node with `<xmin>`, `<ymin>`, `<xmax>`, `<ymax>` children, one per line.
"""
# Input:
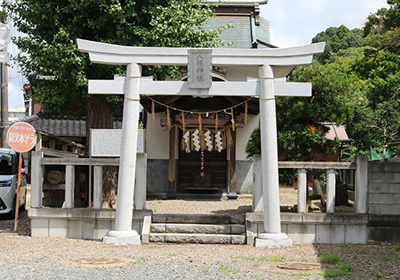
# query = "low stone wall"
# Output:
<box><xmin>28</xmin><ymin>208</ymin><xmax>152</xmax><ymax>241</ymax></box>
<box><xmin>368</xmin><ymin>159</ymin><xmax>400</xmax><ymax>243</ymax></box>
<box><xmin>246</xmin><ymin>212</ymin><xmax>368</xmax><ymax>245</ymax></box>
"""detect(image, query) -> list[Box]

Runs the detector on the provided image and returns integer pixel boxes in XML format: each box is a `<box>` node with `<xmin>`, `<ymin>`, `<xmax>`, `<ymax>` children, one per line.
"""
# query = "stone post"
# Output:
<box><xmin>355</xmin><ymin>156</ymin><xmax>368</xmax><ymax>214</ymax></box>
<box><xmin>30</xmin><ymin>150</ymin><xmax>43</xmax><ymax>208</ymax></box>
<box><xmin>93</xmin><ymin>165</ymin><xmax>103</xmax><ymax>209</ymax></box>
<box><xmin>103</xmin><ymin>63</ymin><xmax>141</xmax><ymax>245</ymax></box>
<box><xmin>255</xmin><ymin>65</ymin><xmax>292</xmax><ymax>247</ymax></box>
<box><xmin>134</xmin><ymin>153</ymin><xmax>147</xmax><ymax>210</ymax></box>
<box><xmin>65</xmin><ymin>165</ymin><xmax>75</xmax><ymax>209</ymax></box>
<box><xmin>252</xmin><ymin>154</ymin><xmax>263</xmax><ymax>212</ymax></box>
<box><xmin>297</xmin><ymin>168</ymin><xmax>307</xmax><ymax>213</ymax></box>
<box><xmin>326</xmin><ymin>169</ymin><xmax>336</xmax><ymax>213</ymax></box>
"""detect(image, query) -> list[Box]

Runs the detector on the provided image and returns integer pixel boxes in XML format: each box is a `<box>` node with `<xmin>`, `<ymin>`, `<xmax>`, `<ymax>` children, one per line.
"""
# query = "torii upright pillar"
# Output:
<box><xmin>103</xmin><ymin>63</ymin><xmax>142</xmax><ymax>245</ymax></box>
<box><xmin>256</xmin><ymin>65</ymin><xmax>292</xmax><ymax>247</ymax></box>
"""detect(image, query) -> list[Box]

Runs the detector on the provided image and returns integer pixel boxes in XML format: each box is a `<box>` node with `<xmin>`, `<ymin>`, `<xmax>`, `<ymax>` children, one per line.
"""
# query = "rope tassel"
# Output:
<box><xmin>231</xmin><ymin>108</ymin><xmax>235</xmax><ymax>131</ymax></box>
<box><xmin>167</xmin><ymin>107</ymin><xmax>171</xmax><ymax>128</ymax></box>
<box><xmin>152</xmin><ymin>100</ymin><xmax>155</xmax><ymax>123</ymax></box>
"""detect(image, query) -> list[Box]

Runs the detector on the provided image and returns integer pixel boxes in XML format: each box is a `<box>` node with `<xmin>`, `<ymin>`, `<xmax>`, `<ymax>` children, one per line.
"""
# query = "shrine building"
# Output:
<box><xmin>141</xmin><ymin>0</ymin><xmax>272</xmax><ymax>199</ymax></box>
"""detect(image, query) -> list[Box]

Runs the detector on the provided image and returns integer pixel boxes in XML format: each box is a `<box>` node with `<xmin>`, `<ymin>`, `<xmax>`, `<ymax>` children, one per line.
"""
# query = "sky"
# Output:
<box><xmin>260</xmin><ymin>0</ymin><xmax>390</xmax><ymax>47</ymax></box>
<box><xmin>5</xmin><ymin>0</ymin><xmax>392</xmax><ymax>108</ymax></box>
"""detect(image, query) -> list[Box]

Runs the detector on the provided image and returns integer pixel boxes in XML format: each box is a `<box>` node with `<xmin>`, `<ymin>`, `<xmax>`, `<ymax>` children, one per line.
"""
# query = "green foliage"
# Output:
<box><xmin>318</xmin><ymin>253</ymin><xmax>342</xmax><ymax>264</ymax></box>
<box><xmin>381</xmin><ymin>253</ymin><xmax>400</xmax><ymax>261</ymax></box>
<box><xmin>5</xmin><ymin>0</ymin><xmax>230</xmax><ymax>116</ymax></box>
<box><xmin>312</xmin><ymin>25</ymin><xmax>366</xmax><ymax>64</ymax></box>
<box><xmin>375</xmin><ymin>269</ymin><xmax>387</xmax><ymax>278</ymax></box>
<box><xmin>319</xmin><ymin>268</ymin><xmax>347</xmax><ymax>277</ymax></box>
<box><xmin>245</xmin><ymin>127</ymin><xmax>260</xmax><ymax>158</ymax></box>
<box><xmin>257</xmin><ymin>255</ymin><xmax>286</xmax><ymax>262</ymax></box>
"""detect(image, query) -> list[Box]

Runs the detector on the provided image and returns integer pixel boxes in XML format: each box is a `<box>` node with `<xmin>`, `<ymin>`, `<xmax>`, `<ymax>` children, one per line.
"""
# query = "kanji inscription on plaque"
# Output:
<box><xmin>188</xmin><ymin>49</ymin><xmax>212</xmax><ymax>89</ymax></box>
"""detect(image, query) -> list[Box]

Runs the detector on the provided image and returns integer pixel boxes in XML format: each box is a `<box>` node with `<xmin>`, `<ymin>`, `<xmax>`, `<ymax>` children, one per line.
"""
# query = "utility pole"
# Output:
<box><xmin>1</xmin><ymin>53</ymin><xmax>7</xmax><ymax>147</ymax></box>
<box><xmin>0</xmin><ymin>12</ymin><xmax>11</xmax><ymax>147</ymax></box>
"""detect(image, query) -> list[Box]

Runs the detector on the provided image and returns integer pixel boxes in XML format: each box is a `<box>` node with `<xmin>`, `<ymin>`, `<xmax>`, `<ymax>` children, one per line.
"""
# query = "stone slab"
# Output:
<box><xmin>103</xmin><ymin>236</ymin><xmax>140</xmax><ymax>245</ymax></box>
<box><xmin>369</xmin><ymin>193</ymin><xmax>400</xmax><ymax>204</ymax></box>
<box><xmin>286</xmin><ymin>224</ymin><xmax>316</xmax><ymax>244</ymax></box>
<box><xmin>163</xmin><ymin>233</ymin><xmax>231</xmax><ymax>244</ymax></box>
<box><xmin>67</xmin><ymin>220</ymin><xmax>83</xmax><ymax>239</ymax></box>
<box><xmin>345</xmin><ymin>225</ymin><xmax>368</xmax><ymax>244</ymax></box>
<box><xmin>82</xmin><ymin>220</ymin><xmax>95</xmax><ymax>240</ymax></box>
<box><xmin>165</xmin><ymin>224</ymin><xmax>231</xmax><ymax>234</ymax></box>
<box><xmin>94</xmin><ymin>220</ymin><xmax>112</xmax><ymax>240</ymax></box>
<box><xmin>231</xmin><ymin>235</ymin><xmax>246</xmax><ymax>245</ymax></box>
<box><xmin>151</xmin><ymin>224</ymin><xmax>166</xmax><ymax>233</ymax></box>
<box><xmin>149</xmin><ymin>234</ymin><xmax>165</xmax><ymax>242</ymax></box>
<box><xmin>49</xmin><ymin>219</ymin><xmax>68</xmax><ymax>238</ymax></box>
<box><xmin>315</xmin><ymin>225</ymin><xmax>345</xmax><ymax>244</ymax></box>
<box><xmin>30</xmin><ymin>219</ymin><xmax>49</xmax><ymax>238</ymax></box>
<box><xmin>369</xmin><ymin>183</ymin><xmax>400</xmax><ymax>194</ymax></box>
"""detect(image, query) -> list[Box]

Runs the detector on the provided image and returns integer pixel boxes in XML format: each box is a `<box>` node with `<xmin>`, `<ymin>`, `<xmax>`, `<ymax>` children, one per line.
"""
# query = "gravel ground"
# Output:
<box><xmin>0</xmin><ymin>188</ymin><xmax>399</xmax><ymax>279</ymax></box>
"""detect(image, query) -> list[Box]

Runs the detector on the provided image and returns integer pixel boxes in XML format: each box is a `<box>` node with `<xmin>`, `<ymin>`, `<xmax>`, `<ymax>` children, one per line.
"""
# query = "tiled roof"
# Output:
<box><xmin>10</xmin><ymin>112</ymin><xmax>122</xmax><ymax>137</ymax></box>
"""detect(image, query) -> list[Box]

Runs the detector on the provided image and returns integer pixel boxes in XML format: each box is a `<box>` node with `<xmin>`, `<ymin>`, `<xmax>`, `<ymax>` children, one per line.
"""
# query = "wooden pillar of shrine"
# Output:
<box><xmin>227</xmin><ymin>129</ymin><xmax>238</xmax><ymax>200</ymax></box>
<box><xmin>166</xmin><ymin>126</ymin><xmax>177</xmax><ymax>198</ymax></box>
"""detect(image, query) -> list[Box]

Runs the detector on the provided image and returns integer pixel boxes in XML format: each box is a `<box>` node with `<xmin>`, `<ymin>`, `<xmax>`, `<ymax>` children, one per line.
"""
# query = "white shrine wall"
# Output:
<box><xmin>146</xmin><ymin>112</ymin><xmax>169</xmax><ymax>160</ymax></box>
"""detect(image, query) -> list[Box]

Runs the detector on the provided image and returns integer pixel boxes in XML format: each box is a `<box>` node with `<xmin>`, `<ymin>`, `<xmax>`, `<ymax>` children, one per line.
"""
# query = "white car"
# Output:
<box><xmin>0</xmin><ymin>148</ymin><xmax>27</xmax><ymax>217</ymax></box>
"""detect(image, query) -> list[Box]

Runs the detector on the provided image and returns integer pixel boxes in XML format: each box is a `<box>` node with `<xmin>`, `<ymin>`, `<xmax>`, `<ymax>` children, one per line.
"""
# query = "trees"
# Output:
<box><xmin>349</xmin><ymin>0</ymin><xmax>400</xmax><ymax>156</ymax></box>
<box><xmin>311</xmin><ymin>25</ymin><xmax>366</xmax><ymax>64</ymax></box>
<box><xmin>6</xmin><ymin>0</ymin><xmax>229</xmax><ymax>207</ymax></box>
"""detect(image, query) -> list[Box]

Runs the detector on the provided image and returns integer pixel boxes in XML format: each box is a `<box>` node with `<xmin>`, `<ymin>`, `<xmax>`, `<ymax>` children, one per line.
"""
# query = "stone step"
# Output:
<box><xmin>149</xmin><ymin>233</ymin><xmax>246</xmax><ymax>244</ymax></box>
<box><xmin>151</xmin><ymin>223</ymin><xmax>246</xmax><ymax>235</ymax></box>
<box><xmin>152</xmin><ymin>214</ymin><xmax>245</xmax><ymax>225</ymax></box>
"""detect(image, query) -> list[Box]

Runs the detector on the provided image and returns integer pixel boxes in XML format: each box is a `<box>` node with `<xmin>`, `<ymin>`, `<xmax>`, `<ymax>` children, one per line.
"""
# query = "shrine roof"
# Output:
<box><xmin>10</xmin><ymin>112</ymin><xmax>122</xmax><ymax>138</ymax></box>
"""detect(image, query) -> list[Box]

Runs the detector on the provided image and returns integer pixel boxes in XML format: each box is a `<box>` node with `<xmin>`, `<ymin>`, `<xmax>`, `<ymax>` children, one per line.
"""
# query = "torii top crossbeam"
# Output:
<box><xmin>77</xmin><ymin>38</ymin><xmax>325</xmax><ymax>247</ymax></box>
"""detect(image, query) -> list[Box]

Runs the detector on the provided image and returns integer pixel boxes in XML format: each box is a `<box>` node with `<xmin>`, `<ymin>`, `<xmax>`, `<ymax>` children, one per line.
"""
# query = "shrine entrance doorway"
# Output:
<box><xmin>177</xmin><ymin>129</ymin><xmax>227</xmax><ymax>192</ymax></box>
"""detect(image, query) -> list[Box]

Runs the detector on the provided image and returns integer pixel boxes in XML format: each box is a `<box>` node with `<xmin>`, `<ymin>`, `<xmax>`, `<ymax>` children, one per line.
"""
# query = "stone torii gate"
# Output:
<box><xmin>77</xmin><ymin>39</ymin><xmax>325</xmax><ymax>247</ymax></box>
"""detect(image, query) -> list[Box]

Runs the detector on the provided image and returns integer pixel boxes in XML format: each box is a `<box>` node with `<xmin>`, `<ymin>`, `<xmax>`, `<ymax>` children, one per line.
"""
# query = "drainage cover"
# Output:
<box><xmin>276</xmin><ymin>262</ymin><xmax>327</xmax><ymax>271</ymax></box>
<box><xmin>70</xmin><ymin>257</ymin><xmax>125</xmax><ymax>266</ymax></box>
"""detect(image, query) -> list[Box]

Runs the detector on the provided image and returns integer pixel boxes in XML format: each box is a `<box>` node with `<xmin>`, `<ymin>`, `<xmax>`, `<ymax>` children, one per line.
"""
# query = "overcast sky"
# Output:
<box><xmin>260</xmin><ymin>0</ymin><xmax>390</xmax><ymax>47</ymax></box>
<box><xmin>7</xmin><ymin>0</ymin><xmax>392</xmax><ymax>108</ymax></box>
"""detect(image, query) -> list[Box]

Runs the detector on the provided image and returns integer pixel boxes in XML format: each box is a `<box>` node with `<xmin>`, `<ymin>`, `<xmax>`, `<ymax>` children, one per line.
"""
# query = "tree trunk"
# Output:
<box><xmin>87</xmin><ymin>96</ymin><xmax>118</xmax><ymax>209</ymax></box>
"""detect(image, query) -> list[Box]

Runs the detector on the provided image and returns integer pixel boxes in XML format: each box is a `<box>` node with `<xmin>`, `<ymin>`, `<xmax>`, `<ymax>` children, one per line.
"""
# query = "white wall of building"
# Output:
<box><xmin>145</xmin><ymin>112</ymin><xmax>169</xmax><ymax>159</ymax></box>
<box><xmin>236</xmin><ymin>113</ymin><xmax>259</xmax><ymax>161</ymax></box>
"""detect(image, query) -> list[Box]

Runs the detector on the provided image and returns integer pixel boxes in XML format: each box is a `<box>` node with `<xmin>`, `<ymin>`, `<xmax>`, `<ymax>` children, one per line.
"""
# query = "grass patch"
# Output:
<box><xmin>338</xmin><ymin>261</ymin><xmax>352</xmax><ymax>272</ymax></box>
<box><xmin>375</xmin><ymin>269</ymin><xmax>387</xmax><ymax>278</ymax></box>
<box><xmin>360</xmin><ymin>249</ymin><xmax>367</xmax><ymax>254</ymax></box>
<box><xmin>319</xmin><ymin>268</ymin><xmax>347</xmax><ymax>277</ymax></box>
<box><xmin>258</xmin><ymin>255</ymin><xmax>286</xmax><ymax>262</ymax></box>
<box><xmin>317</xmin><ymin>253</ymin><xmax>352</xmax><ymax>277</ymax></box>
<box><xmin>381</xmin><ymin>254</ymin><xmax>400</xmax><ymax>261</ymax></box>
<box><xmin>318</xmin><ymin>253</ymin><xmax>342</xmax><ymax>264</ymax></box>
<box><xmin>291</xmin><ymin>271</ymin><xmax>313</xmax><ymax>277</ymax></box>
<box><xmin>336</xmin><ymin>242</ymin><xmax>348</xmax><ymax>247</ymax></box>
<box><xmin>394</xmin><ymin>244</ymin><xmax>400</xmax><ymax>251</ymax></box>
<box><xmin>135</xmin><ymin>258</ymin><xmax>145</xmax><ymax>265</ymax></box>
<box><xmin>237</xmin><ymin>255</ymin><xmax>286</xmax><ymax>262</ymax></box>
<box><xmin>199</xmin><ymin>267</ymin><xmax>211</xmax><ymax>273</ymax></box>
<box><xmin>219</xmin><ymin>264</ymin><xmax>237</xmax><ymax>275</ymax></box>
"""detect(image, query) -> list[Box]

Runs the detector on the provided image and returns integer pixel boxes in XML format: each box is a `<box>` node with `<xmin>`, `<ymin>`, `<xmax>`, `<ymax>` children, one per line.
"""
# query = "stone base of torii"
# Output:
<box><xmin>77</xmin><ymin>39</ymin><xmax>325</xmax><ymax>247</ymax></box>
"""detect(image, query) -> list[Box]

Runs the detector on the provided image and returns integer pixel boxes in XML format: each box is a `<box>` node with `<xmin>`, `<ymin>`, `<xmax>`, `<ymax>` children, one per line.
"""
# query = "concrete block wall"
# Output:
<box><xmin>29</xmin><ymin>208</ymin><xmax>152</xmax><ymax>241</ymax></box>
<box><xmin>368</xmin><ymin>160</ymin><xmax>400</xmax><ymax>243</ymax></box>
<box><xmin>369</xmin><ymin>160</ymin><xmax>400</xmax><ymax>215</ymax></box>
<box><xmin>246</xmin><ymin>212</ymin><xmax>368</xmax><ymax>245</ymax></box>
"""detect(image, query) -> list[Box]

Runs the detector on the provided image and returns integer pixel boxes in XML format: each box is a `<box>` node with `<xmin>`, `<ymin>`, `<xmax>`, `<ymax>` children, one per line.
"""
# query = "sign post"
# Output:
<box><xmin>6</xmin><ymin>122</ymin><xmax>36</xmax><ymax>232</ymax></box>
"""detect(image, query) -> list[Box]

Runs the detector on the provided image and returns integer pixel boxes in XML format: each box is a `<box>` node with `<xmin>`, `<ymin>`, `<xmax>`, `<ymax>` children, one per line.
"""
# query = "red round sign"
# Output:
<box><xmin>7</xmin><ymin>122</ymin><xmax>37</xmax><ymax>153</ymax></box>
